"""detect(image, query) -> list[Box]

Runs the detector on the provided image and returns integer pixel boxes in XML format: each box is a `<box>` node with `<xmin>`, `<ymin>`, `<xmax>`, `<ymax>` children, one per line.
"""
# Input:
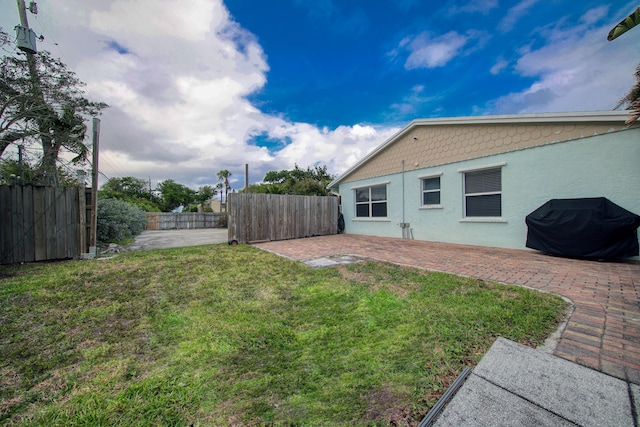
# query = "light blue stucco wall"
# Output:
<box><xmin>338</xmin><ymin>128</ymin><xmax>640</xmax><ymax>252</ymax></box>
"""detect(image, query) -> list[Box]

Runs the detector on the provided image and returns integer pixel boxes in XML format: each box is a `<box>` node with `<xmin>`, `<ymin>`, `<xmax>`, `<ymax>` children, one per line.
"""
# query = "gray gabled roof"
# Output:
<box><xmin>328</xmin><ymin>110</ymin><xmax>632</xmax><ymax>189</ymax></box>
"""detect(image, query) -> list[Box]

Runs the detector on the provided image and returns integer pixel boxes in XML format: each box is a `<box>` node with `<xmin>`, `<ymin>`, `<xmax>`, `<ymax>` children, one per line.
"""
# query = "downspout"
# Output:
<box><xmin>401</xmin><ymin>160</ymin><xmax>406</xmax><ymax>239</ymax></box>
<box><xmin>400</xmin><ymin>160</ymin><xmax>413</xmax><ymax>239</ymax></box>
<box><xmin>400</xmin><ymin>160</ymin><xmax>404</xmax><ymax>227</ymax></box>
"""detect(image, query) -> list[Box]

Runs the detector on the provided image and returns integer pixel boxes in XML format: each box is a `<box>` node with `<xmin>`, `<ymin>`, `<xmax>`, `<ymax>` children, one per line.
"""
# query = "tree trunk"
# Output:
<box><xmin>39</xmin><ymin>134</ymin><xmax>60</xmax><ymax>185</ymax></box>
<box><xmin>24</xmin><ymin>52</ymin><xmax>58</xmax><ymax>185</ymax></box>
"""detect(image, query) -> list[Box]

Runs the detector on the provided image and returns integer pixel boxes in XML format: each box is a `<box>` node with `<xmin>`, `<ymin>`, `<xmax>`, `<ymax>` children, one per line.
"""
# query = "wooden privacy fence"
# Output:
<box><xmin>145</xmin><ymin>212</ymin><xmax>222</xmax><ymax>230</ymax></box>
<box><xmin>228</xmin><ymin>193</ymin><xmax>339</xmax><ymax>243</ymax></box>
<box><xmin>0</xmin><ymin>185</ymin><xmax>88</xmax><ymax>264</ymax></box>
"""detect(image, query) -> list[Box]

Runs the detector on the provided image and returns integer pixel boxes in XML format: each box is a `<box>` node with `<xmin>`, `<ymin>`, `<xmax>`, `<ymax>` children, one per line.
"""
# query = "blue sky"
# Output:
<box><xmin>228</xmin><ymin>0</ymin><xmax>637</xmax><ymax>128</ymax></box>
<box><xmin>1</xmin><ymin>0</ymin><xmax>638</xmax><ymax>189</ymax></box>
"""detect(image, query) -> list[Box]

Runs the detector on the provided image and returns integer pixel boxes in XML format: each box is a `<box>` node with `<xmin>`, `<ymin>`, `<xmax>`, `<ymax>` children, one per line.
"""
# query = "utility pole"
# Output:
<box><xmin>17</xmin><ymin>145</ymin><xmax>24</xmax><ymax>184</ymax></box>
<box><xmin>16</xmin><ymin>0</ymin><xmax>38</xmax><ymax>51</ymax></box>
<box><xmin>88</xmin><ymin>118</ymin><xmax>100</xmax><ymax>257</ymax></box>
<box><xmin>15</xmin><ymin>1</ymin><xmax>60</xmax><ymax>185</ymax></box>
<box><xmin>15</xmin><ymin>1</ymin><xmax>38</xmax><ymax>188</ymax></box>
<box><xmin>16</xmin><ymin>0</ymin><xmax>30</xmax><ymax>30</ymax></box>
<box><xmin>15</xmin><ymin>0</ymin><xmax>39</xmax><ymax>89</ymax></box>
<box><xmin>244</xmin><ymin>164</ymin><xmax>249</xmax><ymax>193</ymax></box>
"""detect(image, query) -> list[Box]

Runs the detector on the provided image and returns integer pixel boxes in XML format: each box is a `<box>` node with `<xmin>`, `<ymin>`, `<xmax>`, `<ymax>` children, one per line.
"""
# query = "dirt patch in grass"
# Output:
<box><xmin>372</xmin><ymin>281</ymin><xmax>419</xmax><ymax>298</ymax></box>
<box><xmin>363</xmin><ymin>383</ymin><xmax>414</xmax><ymax>426</ymax></box>
<box><xmin>335</xmin><ymin>264</ymin><xmax>372</xmax><ymax>283</ymax></box>
<box><xmin>336</xmin><ymin>263</ymin><xmax>421</xmax><ymax>298</ymax></box>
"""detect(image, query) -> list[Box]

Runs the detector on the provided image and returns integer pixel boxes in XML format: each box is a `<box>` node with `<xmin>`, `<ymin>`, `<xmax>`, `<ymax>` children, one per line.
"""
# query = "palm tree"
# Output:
<box><xmin>614</xmin><ymin>65</ymin><xmax>640</xmax><ymax>124</ymax></box>
<box><xmin>607</xmin><ymin>7</ymin><xmax>640</xmax><ymax>41</ymax></box>
<box><xmin>216</xmin><ymin>169</ymin><xmax>231</xmax><ymax>211</ymax></box>
<box><xmin>608</xmin><ymin>7</ymin><xmax>640</xmax><ymax>124</ymax></box>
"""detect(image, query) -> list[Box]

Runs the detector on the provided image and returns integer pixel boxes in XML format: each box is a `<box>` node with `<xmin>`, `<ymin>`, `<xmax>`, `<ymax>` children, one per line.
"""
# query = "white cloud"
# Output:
<box><xmin>388</xmin><ymin>85</ymin><xmax>443</xmax><ymax>118</ymax></box>
<box><xmin>9</xmin><ymin>0</ymin><xmax>629</xmax><ymax>193</ymax></box>
<box><xmin>6</xmin><ymin>0</ymin><xmax>399</xmax><ymax>189</ymax></box>
<box><xmin>488</xmin><ymin>7</ymin><xmax>637</xmax><ymax>114</ymax></box>
<box><xmin>498</xmin><ymin>0</ymin><xmax>540</xmax><ymax>33</ymax></box>
<box><xmin>89</xmin><ymin>0</ymin><xmax>218</xmax><ymax>41</ymax></box>
<box><xmin>448</xmin><ymin>0</ymin><xmax>498</xmax><ymax>15</ymax></box>
<box><xmin>580</xmin><ymin>5</ymin><xmax>609</xmax><ymax>25</ymax></box>
<box><xmin>404</xmin><ymin>31</ymin><xmax>469</xmax><ymax>69</ymax></box>
<box><xmin>398</xmin><ymin>28</ymin><xmax>491</xmax><ymax>70</ymax></box>
<box><xmin>264</xmin><ymin>122</ymin><xmax>400</xmax><ymax>178</ymax></box>
<box><xmin>490</xmin><ymin>57</ymin><xmax>509</xmax><ymax>75</ymax></box>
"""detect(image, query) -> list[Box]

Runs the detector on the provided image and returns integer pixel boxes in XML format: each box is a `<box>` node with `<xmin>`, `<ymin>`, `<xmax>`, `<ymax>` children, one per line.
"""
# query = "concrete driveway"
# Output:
<box><xmin>129</xmin><ymin>228</ymin><xmax>229</xmax><ymax>250</ymax></box>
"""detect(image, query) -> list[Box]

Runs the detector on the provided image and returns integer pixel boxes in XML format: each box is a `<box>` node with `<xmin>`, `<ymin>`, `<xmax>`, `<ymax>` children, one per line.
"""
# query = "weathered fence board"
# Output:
<box><xmin>0</xmin><ymin>185</ymin><xmax>86</xmax><ymax>264</ymax></box>
<box><xmin>0</xmin><ymin>187</ymin><xmax>11</xmax><ymax>263</ymax></box>
<box><xmin>145</xmin><ymin>212</ymin><xmax>222</xmax><ymax>230</ymax></box>
<box><xmin>227</xmin><ymin>193</ymin><xmax>338</xmax><ymax>243</ymax></box>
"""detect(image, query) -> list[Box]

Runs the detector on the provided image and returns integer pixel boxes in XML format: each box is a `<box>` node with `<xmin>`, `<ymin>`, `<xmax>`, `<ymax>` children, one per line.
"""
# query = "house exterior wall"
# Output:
<box><xmin>338</xmin><ymin>127</ymin><xmax>640</xmax><ymax>254</ymax></box>
<box><xmin>342</xmin><ymin>121</ymin><xmax>628</xmax><ymax>184</ymax></box>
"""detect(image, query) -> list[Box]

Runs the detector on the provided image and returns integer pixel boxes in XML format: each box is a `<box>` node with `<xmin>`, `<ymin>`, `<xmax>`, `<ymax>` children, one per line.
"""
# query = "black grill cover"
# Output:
<box><xmin>525</xmin><ymin>198</ymin><xmax>640</xmax><ymax>259</ymax></box>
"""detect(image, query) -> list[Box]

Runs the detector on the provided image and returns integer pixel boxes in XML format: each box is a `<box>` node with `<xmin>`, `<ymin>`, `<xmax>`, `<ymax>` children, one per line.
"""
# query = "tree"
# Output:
<box><xmin>258</xmin><ymin>164</ymin><xmax>335</xmax><ymax>196</ymax></box>
<box><xmin>213</xmin><ymin>182</ymin><xmax>223</xmax><ymax>201</ymax></box>
<box><xmin>101</xmin><ymin>176</ymin><xmax>149</xmax><ymax>197</ymax></box>
<box><xmin>607</xmin><ymin>7</ymin><xmax>640</xmax><ymax>41</ymax></box>
<box><xmin>195</xmin><ymin>185</ymin><xmax>216</xmax><ymax>206</ymax></box>
<box><xmin>246</xmin><ymin>183</ymin><xmax>286</xmax><ymax>194</ymax></box>
<box><xmin>0</xmin><ymin>29</ymin><xmax>107</xmax><ymax>184</ymax></box>
<box><xmin>0</xmin><ymin>157</ymin><xmax>79</xmax><ymax>186</ymax></box>
<box><xmin>99</xmin><ymin>176</ymin><xmax>161</xmax><ymax>212</ymax></box>
<box><xmin>216</xmin><ymin>169</ymin><xmax>232</xmax><ymax>207</ymax></box>
<box><xmin>100</xmin><ymin>176</ymin><xmax>217</xmax><ymax>212</ymax></box>
<box><xmin>156</xmin><ymin>179</ymin><xmax>196</xmax><ymax>212</ymax></box>
<box><xmin>608</xmin><ymin>7</ymin><xmax>640</xmax><ymax>124</ymax></box>
<box><xmin>614</xmin><ymin>65</ymin><xmax>640</xmax><ymax>124</ymax></box>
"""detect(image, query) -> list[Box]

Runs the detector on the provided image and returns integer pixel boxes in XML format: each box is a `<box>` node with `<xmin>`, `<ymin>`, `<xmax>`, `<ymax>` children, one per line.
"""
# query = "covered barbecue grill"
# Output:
<box><xmin>525</xmin><ymin>198</ymin><xmax>640</xmax><ymax>259</ymax></box>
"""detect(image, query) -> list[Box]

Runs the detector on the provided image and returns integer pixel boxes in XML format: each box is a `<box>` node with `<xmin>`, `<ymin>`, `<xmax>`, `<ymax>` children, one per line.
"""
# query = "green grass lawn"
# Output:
<box><xmin>0</xmin><ymin>244</ymin><xmax>568</xmax><ymax>426</ymax></box>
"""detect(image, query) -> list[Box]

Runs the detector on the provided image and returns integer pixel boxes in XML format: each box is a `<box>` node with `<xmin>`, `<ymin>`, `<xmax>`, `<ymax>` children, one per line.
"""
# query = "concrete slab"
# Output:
<box><xmin>305</xmin><ymin>257</ymin><xmax>341</xmax><ymax>268</ymax></box>
<box><xmin>130</xmin><ymin>229</ymin><xmax>229</xmax><ymax>250</ymax></box>
<box><xmin>433</xmin><ymin>375</ymin><xmax>575</xmax><ymax>426</ymax></box>
<box><xmin>472</xmin><ymin>338</ymin><xmax>632</xmax><ymax>426</ymax></box>
<box><xmin>434</xmin><ymin>338</ymin><xmax>634</xmax><ymax>427</ymax></box>
<box><xmin>630</xmin><ymin>383</ymin><xmax>640</xmax><ymax>426</ymax></box>
<box><xmin>304</xmin><ymin>255</ymin><xmax>363</xmax><ymax>268</ymax></box>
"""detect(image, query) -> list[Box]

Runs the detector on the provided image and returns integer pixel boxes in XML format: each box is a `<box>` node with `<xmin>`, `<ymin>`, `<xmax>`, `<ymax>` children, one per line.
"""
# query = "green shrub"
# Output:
<box><xmin>97</xmin><ymin>198</ymin><xmax>148</xmax><ymax>243</ymax></box>
<box><xmin>128</xmin><ymin>197</ymin><xmax>162</xmax><ymax>212</ymax></box>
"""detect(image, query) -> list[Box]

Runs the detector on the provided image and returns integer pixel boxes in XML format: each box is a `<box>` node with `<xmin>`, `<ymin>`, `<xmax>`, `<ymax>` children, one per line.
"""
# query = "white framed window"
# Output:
<box><xmin>355</xmin><ymin>184</ymin><xmax>387</xmax><ymax>218</ymax></box>
<box><xmin>421</xmin><ymin>175</ymin><xmax>441</xmax><ymax>206</ymax></box>
<box><xmin>463</xmin><ymin>167</ymin><xmax>502</xmax><ymax>217</ymax></box>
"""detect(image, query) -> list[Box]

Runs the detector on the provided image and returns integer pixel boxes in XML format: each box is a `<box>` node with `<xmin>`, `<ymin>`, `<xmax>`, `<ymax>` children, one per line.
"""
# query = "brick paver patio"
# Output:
<box><xmin>254</xmin><ymin>234</ymin><xmax>640</xmax><ymax>384</ymax></box>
